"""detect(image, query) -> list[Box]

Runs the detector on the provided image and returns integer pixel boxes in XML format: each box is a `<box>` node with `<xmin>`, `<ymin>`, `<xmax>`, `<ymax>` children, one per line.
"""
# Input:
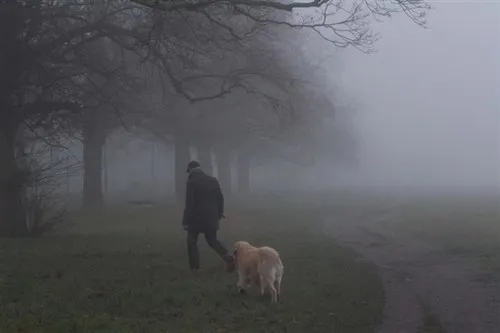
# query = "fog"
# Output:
<box><xmin>22</xmin><ymin>2</ymin><xmax>499</xmax><ymax>204</ymax></box>
<box><xmin>80</xmin><ymin>2</ymin><xmax>499</xmax><ymax>199</ymax></box>
<box><xmin>335</xmin><ymin>2</ymin><xmax>500</xmax><ymax>191</ymax></box>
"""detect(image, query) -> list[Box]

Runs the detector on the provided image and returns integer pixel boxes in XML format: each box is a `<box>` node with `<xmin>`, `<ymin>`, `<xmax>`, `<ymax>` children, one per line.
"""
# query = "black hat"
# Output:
<box><xmin>186</xmin><ymin>160</ymin><xmax>201</xmax><ymax>173</ymax></box>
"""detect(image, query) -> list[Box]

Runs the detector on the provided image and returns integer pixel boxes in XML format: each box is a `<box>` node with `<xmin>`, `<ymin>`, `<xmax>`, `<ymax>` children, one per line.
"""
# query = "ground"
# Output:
<box><xmin>318</xmin><ymin>190</ymin><xmax>500</xmax><ymax>333</ymax></box>
<box><xmin>0</xmin><ymin>200</ymin><xmax>383</xmax><ymax>333</ymax></box>
<box><xmin>1</xmin><ymin>190</ymin><xmax>498</xmax><ymax>333</ymax></box>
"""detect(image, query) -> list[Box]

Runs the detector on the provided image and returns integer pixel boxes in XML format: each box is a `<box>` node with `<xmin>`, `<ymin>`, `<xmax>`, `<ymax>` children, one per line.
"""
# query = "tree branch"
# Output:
<box><xmin>132</xmin><ymin>0</ymin><xmax>330</xmax><ymax>12</ymax></box>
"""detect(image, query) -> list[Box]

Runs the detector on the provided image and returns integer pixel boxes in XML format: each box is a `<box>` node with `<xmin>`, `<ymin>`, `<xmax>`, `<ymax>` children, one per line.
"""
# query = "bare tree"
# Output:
<box><xmin>0</xmin><ymin>0</ymin><xmax>149</xmax><ymax>235</ymax></box>
<box><xmin>68</xmin><ymin>37</ymin><xmax>147</xmax><ymax>210</ymax></box>
<box><xmin>0</xmin><ymin>0</ymin><xmax>429</xmax><ymax>235</ymax></box>
<box><xmin>15</xmin><ymin>132</ymin><xmax>78</xmax><ymax>236</ymax></box>
<box><xmin>99</xmin><ymin>0</ymin><xmax>426</xmax><ymax>199</ymax></box>
<box><xmin>131</xmin><ymin>0</ymin><xmax>428</xmax><ymax>51</ymax></box>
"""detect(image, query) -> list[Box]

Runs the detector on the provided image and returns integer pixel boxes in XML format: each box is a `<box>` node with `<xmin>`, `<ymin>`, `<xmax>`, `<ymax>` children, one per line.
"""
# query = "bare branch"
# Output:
<box><xmin>132</xmin><ymin>0</ymin><xmax>330</xmax><ymax>12</ymax></box>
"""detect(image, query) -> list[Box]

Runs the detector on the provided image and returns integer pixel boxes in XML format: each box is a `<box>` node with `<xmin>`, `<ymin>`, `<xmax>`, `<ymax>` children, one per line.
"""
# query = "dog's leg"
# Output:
<box><xmin>259</xmin><ymin>275</ymin><xmax>266</xmax><ymax>296</ymax></box>
<box><xmin>274</xmin><ymin>279</ymin><xmax>281</xmax><ymax>301</ymax></box>
<box><xmin>245</xmin><ymin>277</ymin><xmax>252</xmax><ymax>290</ymax></box>
<box><xmin>237</xmin><ymin>270</ymin><xmax>247</xmax><ymax>294</ymax></box>
<box><xmin>268</xmin><ymin>281</ymin><xmax>278</xmax><ymax>303</ymax></box>
<box><xmin>275</xmin><ymin>266</ymin><xmax>283</xmax><ymax>302</ymax></box>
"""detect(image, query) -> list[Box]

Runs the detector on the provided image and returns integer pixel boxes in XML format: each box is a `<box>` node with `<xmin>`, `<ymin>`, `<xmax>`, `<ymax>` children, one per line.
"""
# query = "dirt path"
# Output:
<box><xmin>322</xmin><ymin>208</ymin><xmax>500</xmax><ymax>333</ymax></box>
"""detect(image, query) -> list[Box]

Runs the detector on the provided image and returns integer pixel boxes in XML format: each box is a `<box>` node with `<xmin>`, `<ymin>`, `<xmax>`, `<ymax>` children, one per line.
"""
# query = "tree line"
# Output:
<box><xmin>0</xmin><ymin>0</ymin><xmax>428</xmax><ymax>237</ymax></box>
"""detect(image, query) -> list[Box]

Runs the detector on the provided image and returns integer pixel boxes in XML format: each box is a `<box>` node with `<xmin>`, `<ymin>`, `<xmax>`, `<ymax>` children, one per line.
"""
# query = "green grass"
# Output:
<box><xmin>0</xmin><ymin>203</ymin><xmax>384</xmax><ymax>333</ymax></box>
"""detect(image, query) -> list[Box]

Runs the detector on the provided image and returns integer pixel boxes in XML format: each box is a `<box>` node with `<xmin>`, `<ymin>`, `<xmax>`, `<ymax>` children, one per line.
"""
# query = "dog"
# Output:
<box><xmin>231</xmin><ymin>241</ymin><xmax>284</xmax><ymax>303</ymax></box>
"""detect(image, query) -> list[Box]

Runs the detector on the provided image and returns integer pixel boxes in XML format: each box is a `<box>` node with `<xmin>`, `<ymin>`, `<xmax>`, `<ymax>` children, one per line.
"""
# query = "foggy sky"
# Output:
<box><xmin>335</xmin><ymin>1</ymin><xmax>500</xmax><ymax>189</ymax></box>
<box><xmin>67</xmin><ymin>3</ymin><xmax>500</xmax><ymax>198</ymax></box>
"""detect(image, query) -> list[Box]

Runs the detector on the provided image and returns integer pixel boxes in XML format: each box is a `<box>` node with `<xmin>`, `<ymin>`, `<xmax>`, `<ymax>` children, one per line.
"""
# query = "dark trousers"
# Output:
<box><xmin>186</xmin><ymin>228</ymin><xmax>230</xmax><ymax>270</ymax></box>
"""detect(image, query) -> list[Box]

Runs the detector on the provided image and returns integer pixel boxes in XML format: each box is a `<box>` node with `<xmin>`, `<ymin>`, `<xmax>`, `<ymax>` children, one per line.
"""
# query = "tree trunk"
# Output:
<box><xmin>215</xmin><ymin>145</ymin><xmax>232</xmax><ymax>197</ymax></box>
<box><xmin>0</xmin><ymin>126</ymin><xmax>27</xmax><ymax>237</ymax></box>
<box><xmin>82</xmin><ymin>119</ymin><xmax>106</xmax><ymax>210</ymax></box>
<box><xmin>174</xmin><ymin>132</ymin><xmax>190</xmax><ymax>202</ymax></box>
<box><xmin>237</xmin><ymin>149</ymin><xmax>251</xmax><ymax>194</ymax></box>
<box><xmin>195</xmin><ymin>141</ymin><xmax>213</xmax><ymax>176</ymax></box>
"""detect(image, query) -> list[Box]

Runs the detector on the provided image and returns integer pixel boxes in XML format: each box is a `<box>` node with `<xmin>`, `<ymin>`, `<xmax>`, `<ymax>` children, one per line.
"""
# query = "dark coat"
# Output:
<box><xmin>182</xmin><ymin>169</ymin><xmax>224</xmax><ymax>230</ymax></box>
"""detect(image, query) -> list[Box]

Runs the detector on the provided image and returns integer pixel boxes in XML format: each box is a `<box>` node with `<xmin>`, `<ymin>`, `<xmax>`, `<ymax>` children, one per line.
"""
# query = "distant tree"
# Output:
<box><xmin>71</xmin><ymin>40</ymin><xmax>147</xmax><ymax>210</ymax></box>
<box><xmin>0</xmin><ymin>0</ymin><xmax>429</xmax><ymax>234</ymax></box>
<box><xmin>105</xmin><ymin>0</ymin><xmax>428</xmax><ymax>199</ymax></box>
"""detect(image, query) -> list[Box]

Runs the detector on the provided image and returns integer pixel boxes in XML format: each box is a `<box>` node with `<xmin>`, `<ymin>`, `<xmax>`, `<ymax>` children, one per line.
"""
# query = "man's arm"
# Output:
<box><xmin>215</xmin><ymin>179</ymin><xmax>224</xmax><ymax>220</ymax></box>
<box><xmin>182</xmin><ymin>180</ymin><xmax>195</xmax><ymax>228</ymax></box>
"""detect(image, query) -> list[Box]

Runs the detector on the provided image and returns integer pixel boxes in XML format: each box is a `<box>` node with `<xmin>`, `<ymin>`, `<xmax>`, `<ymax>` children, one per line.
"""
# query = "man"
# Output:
<box><xmin>182</xmin><ymin>160</ymin><xmax>235</xmax><ymax>272</ymax></box>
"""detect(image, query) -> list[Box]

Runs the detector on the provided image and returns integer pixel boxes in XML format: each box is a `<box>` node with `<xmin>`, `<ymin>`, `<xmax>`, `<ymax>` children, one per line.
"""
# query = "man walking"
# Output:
<box><xmin>182</xmin><ymin>160</ymin><xmax>235</xmax><ymax>272</ymax></box>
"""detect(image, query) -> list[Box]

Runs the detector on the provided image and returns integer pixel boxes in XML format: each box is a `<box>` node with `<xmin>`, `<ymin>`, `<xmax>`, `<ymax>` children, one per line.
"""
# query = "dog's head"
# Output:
<box><xmin>233</xmin><ymin>241</ymin><xmax>250</xmax><ymax>253</ymax></box>
<box><xmin>232</xmin><ymin>241</ymin><xmax>251</xmax><ymax>263</ymax></box>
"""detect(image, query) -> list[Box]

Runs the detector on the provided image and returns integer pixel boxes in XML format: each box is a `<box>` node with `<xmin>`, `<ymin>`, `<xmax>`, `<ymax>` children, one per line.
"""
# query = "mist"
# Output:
<box><xmin>334</xmin><ymin>2</ymin><xmax>500</xmax><ymax>192</ymax></box>
<box><xmin>61</xmin><ymin>0</ymin><xmax>500</xmax><ymax>201</ymax></box>
<box><xmin>3</xmin><ymin>0</ymin><xmax>497</xmax><ymax>214</ymax></box>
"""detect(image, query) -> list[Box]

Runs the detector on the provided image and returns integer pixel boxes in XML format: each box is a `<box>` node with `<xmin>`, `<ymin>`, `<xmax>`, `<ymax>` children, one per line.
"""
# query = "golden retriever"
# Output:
<box><xmin>232</xmin><ymin>241</ymin><xmax>284</xmax><ymax>303</ymax></box>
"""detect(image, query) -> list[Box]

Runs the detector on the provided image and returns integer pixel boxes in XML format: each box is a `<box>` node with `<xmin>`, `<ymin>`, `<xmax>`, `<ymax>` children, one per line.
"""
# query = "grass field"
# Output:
<box><xmin>0</xmin><ymin>201</ymin><xmax>384</xmax><ymax>333</ymax></box>
<box><xmin>380</xmin><ymin>193</ymin><xmax>500</xmax><ymax>277</ymax></box>
<box><xmin>285</xmin><ymin>189</ymin><xmax>500</xmax><ymax>278</ymax></box>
